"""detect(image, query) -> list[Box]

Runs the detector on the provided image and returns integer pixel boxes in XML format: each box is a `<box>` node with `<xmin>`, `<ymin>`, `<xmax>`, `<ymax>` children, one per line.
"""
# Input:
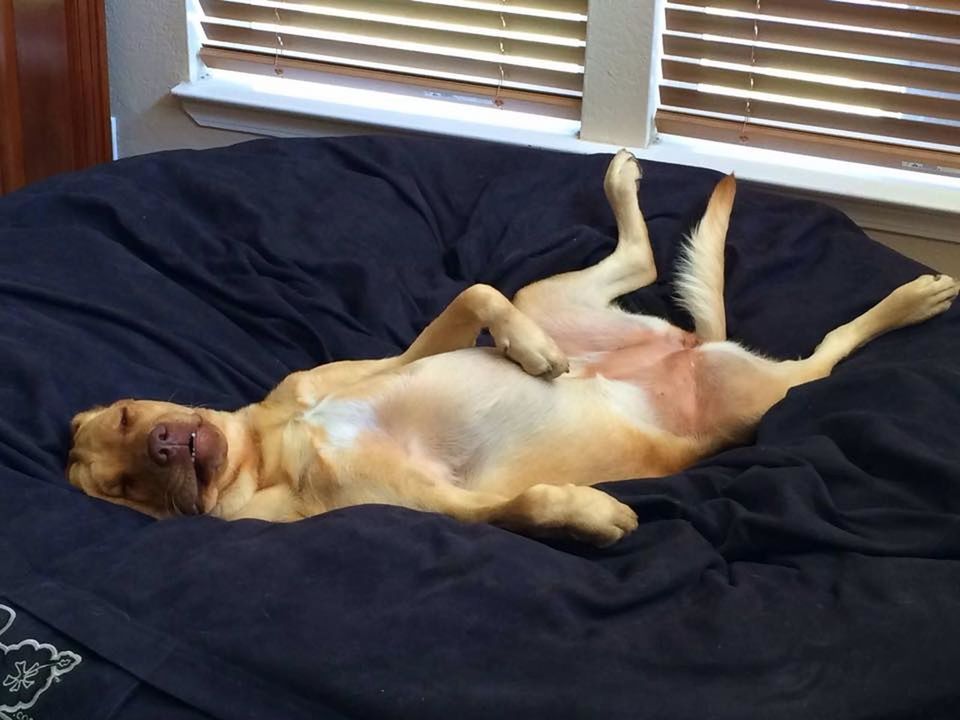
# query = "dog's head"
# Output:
<box><xmin>67</xmin><ymin>400</ymin><xmax>230</xmax><ymax>517</ymax></box>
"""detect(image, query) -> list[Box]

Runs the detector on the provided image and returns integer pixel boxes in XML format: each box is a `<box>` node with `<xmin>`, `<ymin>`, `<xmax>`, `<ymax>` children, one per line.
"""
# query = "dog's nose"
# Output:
<box><xmin>147</xmin><ymin>424</ymin><xmax>174</xmax><ymax>465</ymax></box>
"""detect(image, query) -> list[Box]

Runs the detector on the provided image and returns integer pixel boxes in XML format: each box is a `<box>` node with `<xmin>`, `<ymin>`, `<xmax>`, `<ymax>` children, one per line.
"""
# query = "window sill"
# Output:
<box><xmin>172</xmin><ymin>72</ymin><xmax>959</xmax><ymax>241</ymax></box>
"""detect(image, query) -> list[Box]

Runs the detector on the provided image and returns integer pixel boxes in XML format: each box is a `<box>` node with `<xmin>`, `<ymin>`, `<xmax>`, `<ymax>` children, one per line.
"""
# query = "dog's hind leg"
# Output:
<box><xmin>696</xmin><ymin>273</ymin><xmax>960</xmax><ymax>434</ymax></box>
<box><xmin>351</xmin><ymin>462</ymin><xmax>640</xmax><ymax>547</ymax></box>
<box><xmin>514</xmin><ymin>149</ymin><xmax>656</xmax><ymax>316</ymax></box>
<box><xmin>512</xmin><ymin>149</ymin><xmax>673</xmax><ymax>357</ymax></box>
<box><xmin>778</xmin><ymin>273</ymin><xmax>960</xmax><ymax>386</ymax></box>
<box><xmin>397</xmin><ymin>478</ymin><xmax>640</xmax><ymax>547</ymax></box>
<box><xmin>316</xmin><ymin>436</ymin><xmax>639</xmax><ymax>546</ymax></box>
<box><xmin>479</xmin><ymin>483</ymin><xmax>639</xmax><ymax>546</ymax></box>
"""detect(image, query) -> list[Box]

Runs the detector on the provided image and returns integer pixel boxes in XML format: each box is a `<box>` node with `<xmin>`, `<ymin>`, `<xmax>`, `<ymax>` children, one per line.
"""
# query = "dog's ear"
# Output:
<box><xmin>70</xmin><ymin>406</ymin><xmax>106</xmax><ymax>437</ymax></box>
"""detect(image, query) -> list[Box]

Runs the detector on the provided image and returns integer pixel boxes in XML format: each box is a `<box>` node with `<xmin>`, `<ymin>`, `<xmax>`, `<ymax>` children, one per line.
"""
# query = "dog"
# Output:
<box><xmin>67</xmin><ymin>150</ymin><xmax>960</xmax><ymax>546</ymax></box>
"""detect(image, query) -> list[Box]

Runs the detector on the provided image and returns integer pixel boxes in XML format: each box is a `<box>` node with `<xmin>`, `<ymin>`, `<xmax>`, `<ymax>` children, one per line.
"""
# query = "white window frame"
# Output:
<box><xmin>174</xmin><ymin>0</ymin><xmax>959</xmax><ymax>236</ymax></box>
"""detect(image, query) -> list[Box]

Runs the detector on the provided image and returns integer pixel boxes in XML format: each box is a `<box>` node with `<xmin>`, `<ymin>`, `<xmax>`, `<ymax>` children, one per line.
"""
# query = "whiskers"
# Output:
<box><xmin>163</xmin><ymin>474</ymin><xmax>198</xmax><ymax>517</ymax></box>
<box><xmin>165</xmin><ymin>485</ymin><xmax>183</xmax><ymax>516</ymax></box>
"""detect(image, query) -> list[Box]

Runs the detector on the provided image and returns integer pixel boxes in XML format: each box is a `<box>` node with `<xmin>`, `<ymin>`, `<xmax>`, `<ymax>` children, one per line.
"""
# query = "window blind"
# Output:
<box><xmin>657</xmin><ymin>0</ymin><xmax>960</xmax><ymax>175</ymax></box>
<box><xmin>196</xmin><ymin>0</ymin><xmax>588</xmax><ymax>118</ymax></box>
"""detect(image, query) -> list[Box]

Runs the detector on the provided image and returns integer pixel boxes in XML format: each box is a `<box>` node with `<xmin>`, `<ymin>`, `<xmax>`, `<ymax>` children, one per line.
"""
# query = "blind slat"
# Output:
<box><xmin>656</xmin><ymin>110</ymin><xmax>960</xmax><ymax>174</ymax></box>
<box><xmin>662</xmin><ymin>33</ymin><xmax>960</xmax><ymax>95</ymax></box>
<box><xmin>660</xmin><ymin>85</ymin><xmax>960</xmax><ymax>149</ymax></box>
<box><xmin>201</xmin><ymin>23</ymin><xmax>583</xmax><ymax>94</ymax></box>
<box><xmin>669</xmin><ymin>0</ymin><xmax>960</xmax><ymax>40</ymax></box>
<box><xmin>199</xmin><ymin>13</ymin><xmax>585</xmax><ymax>69</ymax></box>
<box><xmin>662</xmin><ymin>59</ymin><xmax>960</xmax><ymax>122</ymax></box>
<box><xmin>199</xmin><ymin>46</ymin><xmax>581</xmax><ymax>117</ymax></box>
<box><xmin>201</xmin><ymin>0</ymin><xmax>587</xmax><ymax>45</ymax></box>
<box><xmin>412</xmin><ymin>0</ymin><xmax>588</xmax><ymax>21</ymax></box>
<box><xmin>665</xmin><ymin>8</ymin><xmax>960</xmax><ymax>67</ymax></box>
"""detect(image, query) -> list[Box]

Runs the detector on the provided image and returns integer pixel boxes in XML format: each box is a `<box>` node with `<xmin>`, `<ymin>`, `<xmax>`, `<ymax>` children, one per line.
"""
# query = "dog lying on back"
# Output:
<box><xmin>67</xmin><ymin>151</ymin><xmax>959</xmax><ymax>545</ymax></box>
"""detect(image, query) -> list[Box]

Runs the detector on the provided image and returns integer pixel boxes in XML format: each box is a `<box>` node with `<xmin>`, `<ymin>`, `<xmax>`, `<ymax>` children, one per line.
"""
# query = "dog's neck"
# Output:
<box><xmin>205</xmin><ymin>401</ymin><xmax>306</xmax><ymax>520</ymax></box>
<box><xmin>199</xmin><ymin>406</ymin><xmax>263</xmax><ymax>517</ymax></box>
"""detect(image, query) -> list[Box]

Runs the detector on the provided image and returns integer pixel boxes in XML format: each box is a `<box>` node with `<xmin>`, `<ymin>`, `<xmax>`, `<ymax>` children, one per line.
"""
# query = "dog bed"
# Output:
<box><xmin>1</xmin><ymin>135</ymin><xmax>958</xmax><ymax>720</ymax></box>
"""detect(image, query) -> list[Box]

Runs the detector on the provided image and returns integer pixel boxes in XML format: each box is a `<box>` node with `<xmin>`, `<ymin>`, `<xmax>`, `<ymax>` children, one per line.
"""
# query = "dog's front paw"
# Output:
<box><xmin>491</xmin><ymin>314</ymin><xmax>569</xmax><ymax>379</ymax></box>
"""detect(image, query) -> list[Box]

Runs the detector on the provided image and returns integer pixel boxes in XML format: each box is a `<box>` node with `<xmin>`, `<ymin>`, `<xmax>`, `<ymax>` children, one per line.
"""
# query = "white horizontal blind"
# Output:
<box><xmin>196</xmin><ymin>0</ymin><xmax>588</xmax><ymax>117</ymax></box>
<box><xmin>657</xmin><ymin>0</ymin><xmax>960</xmax><ymax>175</ymax></box>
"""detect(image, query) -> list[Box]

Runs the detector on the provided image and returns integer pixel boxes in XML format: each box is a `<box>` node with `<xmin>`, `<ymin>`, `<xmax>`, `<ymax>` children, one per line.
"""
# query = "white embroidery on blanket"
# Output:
<box><xmin>0</xmin><ymin>605</ymin><xmax>81</xmax><ymax>719</ymax></box>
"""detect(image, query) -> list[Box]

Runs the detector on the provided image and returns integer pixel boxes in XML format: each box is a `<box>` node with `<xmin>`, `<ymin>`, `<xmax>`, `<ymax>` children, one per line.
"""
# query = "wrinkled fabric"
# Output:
<box><xmin>0</xmin><ymin>135</ymin><xmax>958</xmax><ymax>720</ymax></box>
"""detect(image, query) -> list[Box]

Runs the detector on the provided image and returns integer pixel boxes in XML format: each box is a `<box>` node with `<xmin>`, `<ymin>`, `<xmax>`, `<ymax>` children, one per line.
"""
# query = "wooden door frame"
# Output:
<box><xmin>64</xmin><ymin>0</ymin><xmax>111</xmax><ymax>169</ymax></box>
<box><xmin>1</xmin><ymin>0</ymin><xmax>110</xmax><ymax>194</ymax></box>
<box><xmin>0</xmin><ymin>0</ymin><xmax>25</xmax><ymax>193</ymax></box>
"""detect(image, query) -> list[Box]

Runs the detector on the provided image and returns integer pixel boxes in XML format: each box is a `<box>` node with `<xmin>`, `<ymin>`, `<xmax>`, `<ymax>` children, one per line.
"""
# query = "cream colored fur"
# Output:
<box><xmin>674</xmin><ymin>176</ymin><xmax>734</xmax><ymax>342</ymax></box>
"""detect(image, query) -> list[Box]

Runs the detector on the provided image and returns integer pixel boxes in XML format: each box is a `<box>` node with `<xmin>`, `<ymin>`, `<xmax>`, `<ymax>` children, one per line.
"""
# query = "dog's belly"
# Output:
<box><xmin>375</xmin><ymin>346</ymin><xmax>698</xmax><ymax>485</ymax></box>
<box><xmin>572</xmin><ymin>333</ymin><xmax>703</xmax><ymax>436</ymax></box>
<box><xmin>303</xmin><ymin>339</ymin><xmax>709</xmax><ymax>494</ymax></box>
<box><xmin>377</xmin><ymin>349</ymin><xmax>564</xmax><ymax>485</ymax></box>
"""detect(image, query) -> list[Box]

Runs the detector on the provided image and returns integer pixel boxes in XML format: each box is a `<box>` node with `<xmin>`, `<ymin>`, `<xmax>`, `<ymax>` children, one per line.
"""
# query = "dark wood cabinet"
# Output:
<box><xmin>0</xmin><ymin>0</ymin><xmax>110</xmax><ymax>194</ymax></box>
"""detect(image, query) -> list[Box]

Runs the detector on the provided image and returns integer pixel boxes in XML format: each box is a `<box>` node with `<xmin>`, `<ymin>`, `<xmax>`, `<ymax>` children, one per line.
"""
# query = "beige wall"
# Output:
<box><xmin>106</xmin><ymin>0</ymin><xmax>379</xmax><ymax>156</ymax></box>
<box><xmin>873</xmin><ymin>233</ymin><xmax>960</xmax><ymax>276</ymax></box>
<box><xmin>106</xmin><ymin>0</ymin><xmax>257</xmax><ymax>157</ymax></box>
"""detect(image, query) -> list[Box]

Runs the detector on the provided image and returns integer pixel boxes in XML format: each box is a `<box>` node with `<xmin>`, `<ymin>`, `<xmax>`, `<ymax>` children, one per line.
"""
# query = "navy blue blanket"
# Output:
<box><xmin>1</xmin><ymin>135</ymin><xmax>959</xmax><ymax>720</ymax></box>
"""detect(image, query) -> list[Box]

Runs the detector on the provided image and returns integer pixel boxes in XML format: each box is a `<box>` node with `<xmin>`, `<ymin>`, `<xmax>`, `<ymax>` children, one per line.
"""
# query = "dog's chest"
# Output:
<box><xmin>299</xmin><ymin>388</ymin><xmax>467</xmax><ymax>488</ymax></box>
<box><xmin>302</xmin><ymin>397</ymin><xmax>379</xmax><ymax>450</ymax></box>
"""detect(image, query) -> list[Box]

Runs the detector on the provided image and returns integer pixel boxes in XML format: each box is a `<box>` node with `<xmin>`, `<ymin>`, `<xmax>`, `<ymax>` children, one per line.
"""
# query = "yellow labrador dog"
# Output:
<box><xmin>67</xmin><ymin>151</ymin><xmax>959</xmax><ymax>545</ymax></box>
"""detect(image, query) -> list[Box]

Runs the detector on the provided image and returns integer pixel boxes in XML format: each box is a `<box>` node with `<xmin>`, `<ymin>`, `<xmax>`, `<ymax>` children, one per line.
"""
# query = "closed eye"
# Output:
<box><xmin>119</xmin><ymin>406</ymin><xmax>130</xmax><ymax>431</ymax></box>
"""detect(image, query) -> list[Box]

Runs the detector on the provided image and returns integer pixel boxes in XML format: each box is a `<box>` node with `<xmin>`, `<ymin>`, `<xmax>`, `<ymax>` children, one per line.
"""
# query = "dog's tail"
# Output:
<box><xmin>674</xmin><ymin>174</ymin><xmax>736</xmax><ymax>342</ymax></box>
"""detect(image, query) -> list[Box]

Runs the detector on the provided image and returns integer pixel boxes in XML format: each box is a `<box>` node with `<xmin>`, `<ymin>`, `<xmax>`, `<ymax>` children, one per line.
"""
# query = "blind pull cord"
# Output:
<box><xmin>273</xmin><ymin>7</ymin><xmax>284</xmax><ymax>77</ymax></box>
<box><xmin>739</xmin><ymin>0</ymin><xmax>760</xmax><ymax>143</ymax></box>
<box><xmin>494</xmin><ymin>1</ymin><xmax>507</xmax><ymax>108</ymax></box>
